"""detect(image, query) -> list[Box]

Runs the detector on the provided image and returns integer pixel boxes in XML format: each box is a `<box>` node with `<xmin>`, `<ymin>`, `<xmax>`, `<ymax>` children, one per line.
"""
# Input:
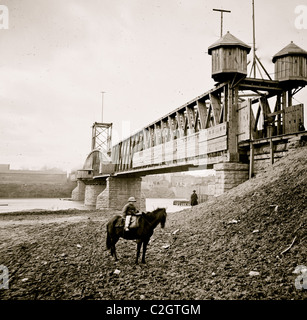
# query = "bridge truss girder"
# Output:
<box><xmin>110</xmin><ymin>78</ymin><xmax>305</xmax><ymax>175</ymax></box>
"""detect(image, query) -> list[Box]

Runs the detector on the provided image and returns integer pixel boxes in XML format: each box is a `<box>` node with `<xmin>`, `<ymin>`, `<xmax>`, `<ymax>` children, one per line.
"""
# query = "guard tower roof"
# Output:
<box><xmin>208</xmin><ymin>31</ymin><xmax>251</xmax><ymax>55</ymax></box>
<box><xmin>272</xmin><ymin>41</ymin><xmax>307</xmax><ymax>63</ymax></box>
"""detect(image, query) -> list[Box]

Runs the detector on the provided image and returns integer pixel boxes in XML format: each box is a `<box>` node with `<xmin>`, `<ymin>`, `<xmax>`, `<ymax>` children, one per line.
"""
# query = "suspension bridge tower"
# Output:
<box><xmin>72</xmin><ymin>95</ymin><xmax>114</xmax><ymax>206</ymax></box>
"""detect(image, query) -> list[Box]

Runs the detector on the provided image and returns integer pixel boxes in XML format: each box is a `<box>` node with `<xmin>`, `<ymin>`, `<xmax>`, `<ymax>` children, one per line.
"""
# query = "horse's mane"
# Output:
<box><xmin>143</xmin><ymin>207</ymin><xmax>166</xmax><ymax>227</ymax></box>
<box><xmin>151</xmin><ymin>207</ymin><xmax>166</xmax><ymax>214</ymax></box>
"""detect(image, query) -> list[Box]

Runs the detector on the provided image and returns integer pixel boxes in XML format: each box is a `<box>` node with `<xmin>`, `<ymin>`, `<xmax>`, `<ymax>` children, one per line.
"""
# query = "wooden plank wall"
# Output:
<box><xmin>237</xmin><ymin>100</ymin><xmax>251</xmax><ymax>142</ymax></box>
<box><xmin>132</xmin><ymin>123</ymin><xmax>227</xmax><ymax>168</ymax></box>
<box><xmin>212</xmin><ymin>47</ymin><xmax>247</xmax><ymax>75</ymax></box>
<box><xmin>275</xmin><ymin>56</ymin><xmax>307</xmax><ymax>81</ymax></box>
<box><xmin>284</xmin><ymin>104</ymin><xmax>304</xmax><ymax>133</ymax></box>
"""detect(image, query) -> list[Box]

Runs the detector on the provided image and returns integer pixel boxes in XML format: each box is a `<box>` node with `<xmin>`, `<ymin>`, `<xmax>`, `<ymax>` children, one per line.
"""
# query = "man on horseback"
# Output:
<box><xmin>122</xmin><ymin>196</ymin><xmax>138</xmax><ymax>231</ymax></box>
<box><xmin>107</xmin><ymin>207</ymin><xmax>167</xmax><ymax>264</ymax></box>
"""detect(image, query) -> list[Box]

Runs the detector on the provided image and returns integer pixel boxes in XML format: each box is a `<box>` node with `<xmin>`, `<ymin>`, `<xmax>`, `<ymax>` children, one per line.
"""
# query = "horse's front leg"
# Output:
<box><xmin>110</xmin><ymin>236</ymin><xmax>119</xmax><ymax>261</ymax></box>
<box><xmin>135</xmin><ymin>241</ymin><xmax>142</xmax><ymax>264</ymax></box>
<box><xmin>110</xmin><ymin>243</ymin><xmax>118</xmax><ymax>261</ymax></box>
<box><xmin>112</xmin><ymin>245</ymin><xmax>118</xmax><ymax>261</ymax></box>
<box><xmin>141</xmin><ymin>239</ymin><xmax>149</xmax><ymax>264</ymax></box>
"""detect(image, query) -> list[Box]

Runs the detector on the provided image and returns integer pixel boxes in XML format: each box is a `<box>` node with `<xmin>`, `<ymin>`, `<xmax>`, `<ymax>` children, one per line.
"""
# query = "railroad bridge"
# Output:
<box><xmin>72</xmin><ymin>32</ymin><xmax>307</xmax><ymax>211</ymax></box>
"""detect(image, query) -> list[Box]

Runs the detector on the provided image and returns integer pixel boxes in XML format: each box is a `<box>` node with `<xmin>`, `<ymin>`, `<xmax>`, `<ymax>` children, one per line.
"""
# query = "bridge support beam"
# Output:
<box><xmin>214</xmin><ymin>162</ymin><xmax>249</xmax><ymax>197</ymax></box>
<box><xmin>96</xmin><ymin>176</ymin><xmax>146</xmax><ymax>211</ymax></box>
<box><xmin>227</xmin><ymin>86</ymin><xmax>240</xmax><ymax>162</ymax></box>
<box><xmin>71</xmin><ymin>180</ymin><xmax>86</xmax><ymax>201</ymax></box>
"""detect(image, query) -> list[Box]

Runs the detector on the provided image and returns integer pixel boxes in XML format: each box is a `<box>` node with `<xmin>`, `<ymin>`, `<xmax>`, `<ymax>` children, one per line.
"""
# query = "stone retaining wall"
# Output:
<box><xmin>213</xmin><ymin>163</ymin><xmax>249</xmax><ymax>196</ymax></box>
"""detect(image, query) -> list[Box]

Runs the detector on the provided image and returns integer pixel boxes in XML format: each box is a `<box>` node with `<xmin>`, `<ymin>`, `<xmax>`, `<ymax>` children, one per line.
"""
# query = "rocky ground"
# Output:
<box><xmin>0</xmin><ymin>147</ymin><xmax>306</xmax><ymax>300</ymax></box>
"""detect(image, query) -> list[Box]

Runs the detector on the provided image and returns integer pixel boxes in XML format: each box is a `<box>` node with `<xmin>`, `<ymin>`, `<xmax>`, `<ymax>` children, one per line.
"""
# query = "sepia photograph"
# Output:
<box><xmin>0</xmin><ymin>0</ymin><xmax>306</xmax><ymax>314</ymax></box>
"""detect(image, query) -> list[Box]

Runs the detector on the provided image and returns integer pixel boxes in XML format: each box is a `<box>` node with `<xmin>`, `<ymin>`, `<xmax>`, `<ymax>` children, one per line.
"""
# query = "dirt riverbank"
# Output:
<box><xmin>0</xmin><ymin>147</ymin><xmax>306</xmax><ymax>300</ymax></box>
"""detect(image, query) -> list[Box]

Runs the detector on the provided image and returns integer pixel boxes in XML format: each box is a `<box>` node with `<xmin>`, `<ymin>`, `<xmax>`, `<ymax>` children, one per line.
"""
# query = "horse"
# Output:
<box><xmin>106</xmin><ymin>208</ymin><xmax>167</xmax><ymax>264</ymax></box>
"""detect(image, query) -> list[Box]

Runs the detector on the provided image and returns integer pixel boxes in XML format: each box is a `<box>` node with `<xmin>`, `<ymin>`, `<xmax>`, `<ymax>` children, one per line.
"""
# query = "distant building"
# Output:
<box><xmin>0</xmin><ymin>164</ymin><xmax>76</xmax><ymax>198</ymax></box>
<box><xmin>0</xmin><ymin>164</ymin><xmax>10</xmax><ymax>171</ymax></box>
<box><xmin>142</xmin><ymin>173</ymin><xmax>215</xmax><ymax>202</ymax></box>
<box><xmin>0</xmin><ymin>164</ymin><xmax>68</xmax><ymax>184</ymax></box>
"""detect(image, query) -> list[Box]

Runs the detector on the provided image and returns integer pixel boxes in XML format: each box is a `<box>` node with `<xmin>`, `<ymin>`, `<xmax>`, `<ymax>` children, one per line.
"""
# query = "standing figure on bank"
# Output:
<box><xmin>190</xmin><ymin>190</ymin><xmax>198</xmax><ymax>206</ymax></box>
<box><xmin>122</xmin><ymin>196</ymin><xmax>138</xmax><ymax>231</ymax></box>
<box><xmin>298</xmin><ymin>120</ymin><xmax>305</xmax><ymax>132</ymax></box>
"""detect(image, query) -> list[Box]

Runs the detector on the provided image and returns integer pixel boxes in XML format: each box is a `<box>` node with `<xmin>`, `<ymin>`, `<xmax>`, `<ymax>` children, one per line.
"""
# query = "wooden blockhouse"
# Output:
<box><xmin>272</xmin><ymin>41</ymin><xmax>307</xmax><ymax>86</ymax></box>
<box><xmin>208</xmin><ymin>31</ymin><xmax>251</xmax><ymax>83</ymax></box>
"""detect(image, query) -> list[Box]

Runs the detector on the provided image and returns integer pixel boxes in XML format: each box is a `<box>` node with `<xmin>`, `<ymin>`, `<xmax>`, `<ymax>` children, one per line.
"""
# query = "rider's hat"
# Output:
<box><xmin>128</xmin><ymin>196</ymin><xmax>136</xmax><ymax>202</ymax></box>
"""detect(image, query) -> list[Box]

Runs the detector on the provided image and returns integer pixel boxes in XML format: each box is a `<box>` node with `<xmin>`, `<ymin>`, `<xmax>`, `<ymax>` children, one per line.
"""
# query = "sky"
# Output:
<box><xmin>0</xmin><ymin>0</ymin><xmax>306</xmax><ymax>172</ymax></box>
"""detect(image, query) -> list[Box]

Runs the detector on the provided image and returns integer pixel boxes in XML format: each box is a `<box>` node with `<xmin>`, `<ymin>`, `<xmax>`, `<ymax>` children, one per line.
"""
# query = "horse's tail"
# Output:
<box><xmin>106</xmin><ymin>220</ymin><xmax>113</xmax><ymax>250</ymax></box>
<box><xmin>106</xmin><ymin>215</ymin><xmax>120</xmax><ymax>250</ymax></box>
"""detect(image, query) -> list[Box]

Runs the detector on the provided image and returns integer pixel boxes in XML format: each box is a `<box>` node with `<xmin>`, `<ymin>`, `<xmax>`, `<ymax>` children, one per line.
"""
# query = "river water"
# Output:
<box><xmin>0</xmin><ymin>198</ymin><xmax>190</xmax><ymax>214</ymax></box>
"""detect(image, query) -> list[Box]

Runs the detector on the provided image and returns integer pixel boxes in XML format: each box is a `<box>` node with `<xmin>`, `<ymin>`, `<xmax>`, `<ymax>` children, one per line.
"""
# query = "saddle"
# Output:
<box><xmin>128</xmin><ymin>215</ymin><xmax>140</xmax><ymax>229</ymax></box>
<box><xmin>115</xmin><ymin>214</ymin><xmax>141</xmax><ymax>230</ymax></box>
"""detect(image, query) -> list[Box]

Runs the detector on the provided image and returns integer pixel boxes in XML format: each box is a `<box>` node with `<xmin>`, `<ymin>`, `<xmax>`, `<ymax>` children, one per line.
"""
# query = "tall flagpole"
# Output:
<box><xmin>101</xmin><ymin>91</ymin><xmax>105</xmax><ymax>123</ymax></box>
<box><xmin>252</xmin><ymin>0</ymin><xmax>256</xmax><ymax>78</ymax></box>
<box><xmin>213</xmin><ymin>8</ymin><xmax>231</xmax><ymax>38</ymax></box>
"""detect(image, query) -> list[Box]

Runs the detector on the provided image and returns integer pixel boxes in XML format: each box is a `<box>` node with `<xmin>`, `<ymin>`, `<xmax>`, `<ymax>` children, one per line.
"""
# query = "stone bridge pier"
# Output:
<box><xmin>73</xmin><ymin>176</ymin><xmax>146</xmax><ymax>211</ymax></box>
<box><xmin>96</xmin><ymin>176</ymin><xmax>146</xmax><ymax>211</ymax></box>
<box><xmin>71</xmin><ymin>180</ymin><xmax>86</xmax><ymax>201</ymax></box>
<box><xmin>72</xmin><ymin>163</ymin><xmax>250</xmax><ymax>209</ymax></box>
<box><xmin>72</xmin><ymin>180</ymin><xmax>106</xmax><ymax>207</ymax></box>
